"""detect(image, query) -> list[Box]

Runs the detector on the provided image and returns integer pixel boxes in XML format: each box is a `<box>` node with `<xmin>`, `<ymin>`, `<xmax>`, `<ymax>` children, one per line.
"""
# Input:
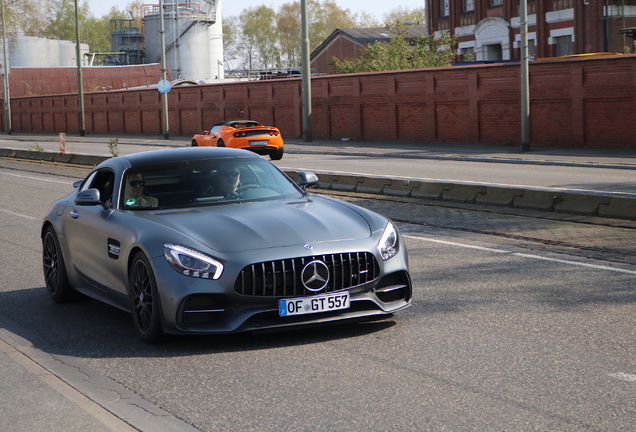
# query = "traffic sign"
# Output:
<box><xmin>157</xmin><ymin>79</ymin><xmax>171</xmax><ymax>93</ymax></box>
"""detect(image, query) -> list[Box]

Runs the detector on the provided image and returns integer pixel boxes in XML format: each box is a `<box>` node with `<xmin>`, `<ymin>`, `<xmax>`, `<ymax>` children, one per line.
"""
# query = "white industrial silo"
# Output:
<box><xmin>9</xmin><ymin>36</ymin><xmax>89</xmax><ymax>67</ymax></box>
<box><xmin>143</xmin><ymin>1</ymin><xmax>223</xmax><ymax>81</ymax></box>
<box><xmin>209</xmin><ymin>0</ymin><xmax>224</xmax><ymax>80</ymax></box>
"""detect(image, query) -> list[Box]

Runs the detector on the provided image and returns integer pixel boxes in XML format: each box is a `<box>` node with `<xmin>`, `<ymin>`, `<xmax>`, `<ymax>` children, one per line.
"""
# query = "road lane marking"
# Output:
<box><xmin>0</xmin><ymin>208</ymin><xmax>37</xmax><ymax>220</ymax></box>
<box><xmin>404</xmin><ymin>235</ymin><xmax>511</xmax><ymax>254</ymax></box>
<box><xmin>608</xmin><ymin>373</ymin><xmax>636</xmax><ymax>383</ymax></box>
<box><xmin>404</xmin><ymin>234</ymin><xmax>636</xmax><ymax>275</ymax></box>
<box><xmin>0</xmin><ymin>170</ymin><xmax>72</xmax><ymax>185</ymax></box>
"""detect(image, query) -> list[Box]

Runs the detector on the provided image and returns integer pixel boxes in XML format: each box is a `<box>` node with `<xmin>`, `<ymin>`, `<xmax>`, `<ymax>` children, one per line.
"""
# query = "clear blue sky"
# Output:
<box><xmin>87</xmin><ymin>0</ymin><xmax>425</xmax><ymax>21</ymax></box>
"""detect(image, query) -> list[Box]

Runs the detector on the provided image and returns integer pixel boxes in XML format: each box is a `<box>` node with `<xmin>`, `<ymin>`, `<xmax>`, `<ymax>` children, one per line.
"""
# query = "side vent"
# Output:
<box><xmin>108</xmin><ymin>238</ymin><xmax>121</xmax><ymax>259</ymax></box>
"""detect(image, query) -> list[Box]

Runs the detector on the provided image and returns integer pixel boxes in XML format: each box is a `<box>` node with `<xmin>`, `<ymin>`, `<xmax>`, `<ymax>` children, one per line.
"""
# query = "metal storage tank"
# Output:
<box><xmin>143</xmin><ymin>1</ymin><xmax>222</xmax><ymax>81</ymax></box>
<box><xmin>59</xmin><ymin>40</ymin><xmax>77</xmax><ymax>67</ymax></box>
<box><xmin>9</xmin><ymin>36</ymin><xmax>88</xmax><ymax>67</ymax></box>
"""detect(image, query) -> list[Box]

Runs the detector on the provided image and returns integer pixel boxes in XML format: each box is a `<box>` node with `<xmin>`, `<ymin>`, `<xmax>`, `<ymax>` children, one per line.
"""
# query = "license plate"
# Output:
<box><xmin>279</xmin><ymin>292</ymin><xmax>350</xmax><ymax>317</ymax></box>
<box><xmin>250</xmin><ymin>140</ymin><xmax>268</xmax><ymax>146</ymax></box>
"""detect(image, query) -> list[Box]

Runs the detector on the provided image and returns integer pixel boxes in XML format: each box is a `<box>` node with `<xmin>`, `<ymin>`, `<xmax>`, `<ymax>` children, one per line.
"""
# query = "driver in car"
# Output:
<box><xmin>211</xmin><ymin>165</ymin><xmax>241</xmax><ymax>198</ymax></box>
<box><xmin>124</xmin><ymin>173</ymin><xmax>158</xmax><ymax>207</ymax></box>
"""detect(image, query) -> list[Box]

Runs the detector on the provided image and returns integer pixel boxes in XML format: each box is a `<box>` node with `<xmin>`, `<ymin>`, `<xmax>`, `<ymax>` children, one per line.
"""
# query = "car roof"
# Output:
<box><xmin>102</xmin><ymin>147</ymin><xmax>261</xmax><ymax>169</ymax></box>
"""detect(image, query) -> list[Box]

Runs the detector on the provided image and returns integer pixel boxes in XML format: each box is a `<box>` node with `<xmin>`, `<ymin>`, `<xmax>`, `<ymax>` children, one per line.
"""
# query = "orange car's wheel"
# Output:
<box><xmin>191</xmin><ymin>140</ymin><xmax>198</xmax><ymax>147</ymax></box>
<box><xmin>217</xmin><ymin>139</ymin><xmax>225</xmax><ymax>147</ymax></box>
<box><xmin>270</xmin><ymin>147</ymin><xmax>284</xmax><ymax>161</ymax></box>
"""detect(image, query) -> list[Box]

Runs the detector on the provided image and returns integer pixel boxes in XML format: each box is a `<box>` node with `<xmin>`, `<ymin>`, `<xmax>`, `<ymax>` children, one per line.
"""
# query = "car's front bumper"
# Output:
<box><xmin>151</xmin><ymin>247</ymin><xmax>411</xmax><ymax>336</ymax></box>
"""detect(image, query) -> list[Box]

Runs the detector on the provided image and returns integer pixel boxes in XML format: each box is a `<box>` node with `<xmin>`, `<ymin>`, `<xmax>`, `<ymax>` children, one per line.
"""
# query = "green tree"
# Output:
<box><xmin>86</xmin><ymin>7</ymin><xmax>127</xmax><ymax>53</ymax></box>
<box><xmin>124</xmin><ymin>0</ymin><xmax>145</xmax><ymax>29</ymax></box>
<box><xmin>46</xmin><ymin>0</ymin><xmax>92</xmax><ymax>42</ymax></box>
<box><xmin>277</xmin><ymin>2</ymin><xmax>301</xmax><ymax>68</ymax></box>
<box><xmin>4</xmin><ymin>0</ymin><xmax>51</xmax><ymax>38</ymax></box>
<box><xmin>332</xmin><ymin>27</ymin><xmax>457</xmax><ymax>74</ymax></box>
<box><xmin>222</xmin><ymin>15</ymin><xmax>242</xmax><ymax>72</ymax></box>
<box><xmin>382</xmin><ymin>6</ymin><xmax>426</xmax><ymax>27</ymax></box>
<box><xmin>354</xmin><ymin>11</ymin><xmax>381</xmax><ymax>28</ymax></box>
<box><xmin>234</xmin><ymin>5</ymin><xmax>279</xmax><ymax>69</ymax></box>
<box><xmin>308</xmin><ymin>0</ymin><xmax>355</xmax><ymax>50</ymax></box>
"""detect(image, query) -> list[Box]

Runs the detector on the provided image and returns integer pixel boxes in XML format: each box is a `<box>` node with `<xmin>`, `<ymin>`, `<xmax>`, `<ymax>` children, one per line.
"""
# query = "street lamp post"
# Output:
<box><xmin>0</xmin><ymin>0</ymin><xmax>11</xmax><ymax>135</ymax></box>
<box><xmin>159</xmin><ymin>0</ymin><xmax>169</xmax><ymax>139</ymax></box>
<box><xmin>74</xmin><ymin>0</ymin><xmax>85</xmax><ymax>136</ymax></box>
<box><xmin>300</xmin><ymin>0</ymin><xmax>312</xmax><ymax>142</ymax></box>
<box><xmin>520</xmin><ymin>0</ymin><xmax>530</xmax><ymax>151</ymax></box>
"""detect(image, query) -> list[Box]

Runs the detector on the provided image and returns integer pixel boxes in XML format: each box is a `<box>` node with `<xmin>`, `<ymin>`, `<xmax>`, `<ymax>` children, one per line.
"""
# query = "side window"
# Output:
<box><xmin>81</xmin><ymin>169</ymin><xmax>115</xmax><ymax>206</ymax></box>
<box><xmin>79</xmin><ymin>172</ymin><xmax>98</xmax><ymax>192</ymax></box>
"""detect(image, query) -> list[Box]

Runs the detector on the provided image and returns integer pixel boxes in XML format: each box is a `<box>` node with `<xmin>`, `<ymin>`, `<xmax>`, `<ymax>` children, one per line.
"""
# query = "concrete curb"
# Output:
<box><xmin>0</xmin><ymin>314</ymin><xmax>199</xmax><ymax>432</ymax></box>
<box><xmin>283</xmin><ymin>170</ymin><xmax>636</xmax><ymax>221</ymax></box>
<box><xmin>0</xmin><ymin>148</ymin><xmax>107</xmax><ymax>166</ymax></box>
<box><xmin>3</xmin><ymin>148</ymin><xmax>634</xmax><ymax>221</ymax></box>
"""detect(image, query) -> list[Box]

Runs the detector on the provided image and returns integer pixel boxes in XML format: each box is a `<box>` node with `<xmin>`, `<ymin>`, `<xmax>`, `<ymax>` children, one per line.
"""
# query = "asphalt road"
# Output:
<box><xmin>278</xmin><ymin>153</ymin><xmax>636</xmax><ymax>193</ymax></box>
<box><xmin>1</xmin><ymin>158</ymin><xmax>636</xmax><ymax>430</ymax></box>
<box><xmin>2</xmin><ymin>134</ymin><xmax>636</xmax><ymax>194</ymax></box>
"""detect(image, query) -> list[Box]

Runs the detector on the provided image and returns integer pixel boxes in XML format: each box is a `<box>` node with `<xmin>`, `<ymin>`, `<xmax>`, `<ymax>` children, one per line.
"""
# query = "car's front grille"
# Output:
<box><xmin>234</xmin><ymin>252</ymin><xmax>380</xmax><ymax>297</ymax></box>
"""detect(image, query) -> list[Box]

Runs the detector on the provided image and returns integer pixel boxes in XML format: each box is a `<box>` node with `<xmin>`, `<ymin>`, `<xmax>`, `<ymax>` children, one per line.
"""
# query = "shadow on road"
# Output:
<box><xmin>0</xmin><ymin>286</ymin><xmax>396</xmax><ymax>360</ymax></box>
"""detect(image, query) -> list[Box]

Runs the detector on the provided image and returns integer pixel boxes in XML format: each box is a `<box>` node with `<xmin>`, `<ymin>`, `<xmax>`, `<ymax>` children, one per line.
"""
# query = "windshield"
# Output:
<box><xmin>120</xmin><ymin>156</ymin><xmax>304</xmax><ymax>210</ymax></box>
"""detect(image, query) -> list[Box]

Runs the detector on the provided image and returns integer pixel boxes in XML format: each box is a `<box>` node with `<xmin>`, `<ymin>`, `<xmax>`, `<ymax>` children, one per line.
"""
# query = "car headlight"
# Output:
<box><xmin>163</xmin><ymin>244</ymin><xmax>223</xmax><ymax>280</ymax></box>
<box><xmin>377</xmin><ymin>222</ymin><xmax>399</xmax><ymax>261</ymax></box>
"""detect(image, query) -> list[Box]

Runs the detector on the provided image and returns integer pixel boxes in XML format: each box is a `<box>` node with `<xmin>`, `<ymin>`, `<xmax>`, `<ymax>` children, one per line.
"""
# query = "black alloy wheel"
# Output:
<box><xmin>129</xmin><ymin>252</ymin><xmax>163</xmax><ymax>343</ymax></box>
<box><xmin>217</xmin><ymin>139</ymin><xmax>225</xmax><ymax>147</ymax></box>
<box><xmin>191</xmin><ymin>139</ymin><xmax>198</xmax><ymax>147</ymax></box>
<box><xmin>42</xmin><ymin>226</ymin><xmax>74</xmax><ymax>302</ymax></box>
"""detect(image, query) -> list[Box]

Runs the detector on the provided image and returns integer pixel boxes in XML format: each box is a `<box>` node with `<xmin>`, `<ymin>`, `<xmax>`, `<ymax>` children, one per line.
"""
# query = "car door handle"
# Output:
<box><xmin>70</xmin><ymin>210</ymin><xmax>79</xmax><ymax>219</ymax></box>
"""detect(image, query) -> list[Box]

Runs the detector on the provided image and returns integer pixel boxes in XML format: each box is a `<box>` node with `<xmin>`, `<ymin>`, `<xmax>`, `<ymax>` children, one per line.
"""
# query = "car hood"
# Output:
<box><xmin>142</xmin><ymin>197</ymin><xmax>372</xmax><ymax>252</ymax></box>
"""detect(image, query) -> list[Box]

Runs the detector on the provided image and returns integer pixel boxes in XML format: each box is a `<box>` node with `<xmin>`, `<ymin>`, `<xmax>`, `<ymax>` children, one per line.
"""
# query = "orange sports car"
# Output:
<box><xmin>191</xmin><ymin>120</ymin><xmax>284</xmax><ymax>160</ymax></box>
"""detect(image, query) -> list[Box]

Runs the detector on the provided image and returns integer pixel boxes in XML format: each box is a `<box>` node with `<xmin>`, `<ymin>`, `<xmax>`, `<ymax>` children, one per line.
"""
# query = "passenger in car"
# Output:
<box><xmin>124</xmin><ymin>173</ymin><xmax>159</xmax><ymax>207</ymax></box>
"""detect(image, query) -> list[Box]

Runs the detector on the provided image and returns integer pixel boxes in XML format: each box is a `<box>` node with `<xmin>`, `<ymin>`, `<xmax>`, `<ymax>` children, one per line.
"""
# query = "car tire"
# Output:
<box><xmin>129</xmin><ymin>252</ymin><xmax>163</xmax><ymax>343</ymax></box>
<box><xmin>191</xmin><ymin>139</ymin><xmax>198</xmax><ymax>147</ymax></box>
<box><xmin>217</xmin><ymin>139</ymin><xmax>225</xmax><ymax>147</ymax></box>
<box><xmin>270</xmin><ymin>147</ymin><xmax>284</xmax><ymax>161</ymax></box>
<box><xmin>42</xmin><ymin>226</ymin><xmax>75</xmax><ymax>303</ymax></box>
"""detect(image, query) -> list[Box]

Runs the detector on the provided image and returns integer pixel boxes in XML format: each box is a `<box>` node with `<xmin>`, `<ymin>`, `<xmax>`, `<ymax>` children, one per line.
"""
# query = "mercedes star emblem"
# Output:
<box><xmin>301</xmin><ymin>260</ymin><xmax>330</xmax><ymax>292</ymax></box>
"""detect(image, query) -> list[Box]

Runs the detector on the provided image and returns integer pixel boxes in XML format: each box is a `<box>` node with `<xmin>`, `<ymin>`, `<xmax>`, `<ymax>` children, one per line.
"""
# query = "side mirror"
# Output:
<box><xmin>74</xmin><ymin>188</ymin><xmax>102</xmax><ymax>206</ymax></box>
<box><xmin>298</xmin><ymin>171</ymin><xmax>319</xmax><ymax>192</ymax></box>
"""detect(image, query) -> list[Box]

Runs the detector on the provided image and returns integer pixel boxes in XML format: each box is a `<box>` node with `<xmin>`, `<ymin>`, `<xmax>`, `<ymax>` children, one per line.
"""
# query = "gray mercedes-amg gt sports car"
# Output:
<box><xmin>41</xmin><ymin>147</ymin><xmax>411</xmax><ymax>342</ymax></box>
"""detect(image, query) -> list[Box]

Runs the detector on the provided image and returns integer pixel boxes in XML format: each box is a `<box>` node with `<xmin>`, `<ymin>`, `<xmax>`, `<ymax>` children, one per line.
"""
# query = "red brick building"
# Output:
<box><xmin>310</xmin><ymin>26</ymin><xmax>428</xmax><ymax>75</ymax></box>
<box><xmin>427</xmin><ymin>0</ymin><xmax>636</xmax><ymax>61</ymax></box>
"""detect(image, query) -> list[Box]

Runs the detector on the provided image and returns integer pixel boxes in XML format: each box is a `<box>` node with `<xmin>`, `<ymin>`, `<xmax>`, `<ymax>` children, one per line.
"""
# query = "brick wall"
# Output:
<box><xmin>2</xmin><ymin>54</ymin><xmax>635</xmax><ymax>147</ymax></box>
<box><xmin>1</xmin><ymin>64</ymin><xmax>165</xmax><ymax>98</ymax></box>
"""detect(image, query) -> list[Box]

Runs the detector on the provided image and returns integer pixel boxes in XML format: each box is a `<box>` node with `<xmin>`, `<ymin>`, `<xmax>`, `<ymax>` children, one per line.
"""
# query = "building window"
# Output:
<box><xmin>528</xmin><ymin>39</ymin><xmax>535</xmax><ymax>59</ymax></box>
<box><xmin>460</xmin><ymin>47</ymin><xmax>475</xmax><ymax>61</ymax></box>
<box><xmin>463</xmin><ymin>0</ymin><xmax>475</xmax><ymax>12</ymax></box>
<box><xmin>483</xmin><ymin>44</ymin><xmax>503</xmax><ymax>60</ymax></box>
<box><xmin>555</xmin><ymin>35</ymin><xmax>572</xmax><ymax>56</ymax></box>
<box><xmin>441</xmin><ymin>0</ymin><xmax>450</xmax><ymax>17</ymax></box>
<box><xmin>490</xmin><ymin>0</ymin><xmax>503</xmax><ymax>6</ymax></box>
